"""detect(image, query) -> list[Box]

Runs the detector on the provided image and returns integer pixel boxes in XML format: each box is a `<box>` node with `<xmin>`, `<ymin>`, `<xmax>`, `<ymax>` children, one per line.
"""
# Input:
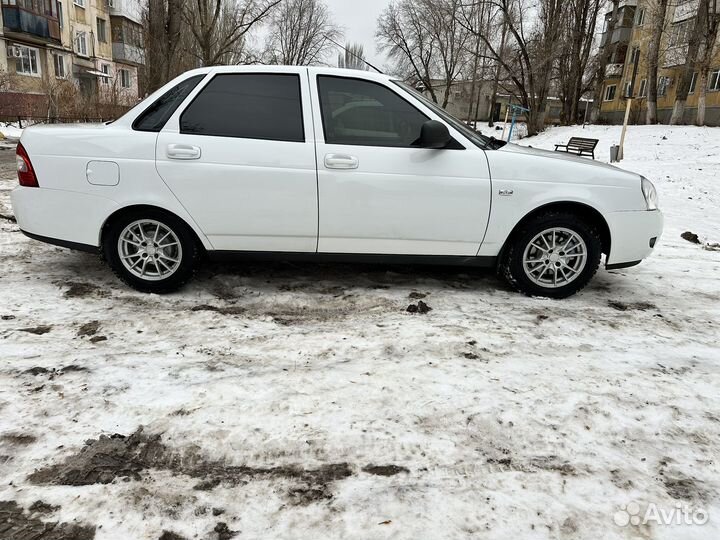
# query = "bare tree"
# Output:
<box><xmin>144</xmin><ymin>0</ymin><xmax>193</xmax><ymax>93</ymax></box>
<box><xmin>338</xmin><ymin>43</ymin><xmax>369</xmax><ymax>70</ymax></box>
<box><xmin>265</xmin><ymin>0</ymin><xmax>341</xmax><ymax>65</ymax></box>
<box><xmin>185</xmin><ymin>0</ymin><xmax>281</xmax><ymax>67</ymax></box>
<box><xmin>696</xmin><ymin>0</ymin><xmax>720</xmax><ymax>125</ymax></box>
<box><xmin>557</xmin><ymin>0</ymin><xmax>602</xmax><ymax>125</ymax></box>
<box><xmin>377</xmin><ymin>0</ymin><xmax>471</xmax><ymax>107</ymax></box>
<box><xmin>645</xmin><ymin>0</ymin><xmax>670</xmax><ymax>124</ymax></box>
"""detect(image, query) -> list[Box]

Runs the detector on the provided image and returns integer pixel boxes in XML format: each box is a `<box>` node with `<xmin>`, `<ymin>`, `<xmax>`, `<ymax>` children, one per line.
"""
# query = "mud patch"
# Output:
<box><xmin>18</xmin><ymin>325</ymin><xmax>52</xmax><ymax>335</ymax></box>
<box><xmin>159</xmin><ymin>532</ymin><xmax>188</xmax><ymax>540</ymax></box>
<box><xmin>681</xmin><ymin>231</ymin><xmax>701</xmax><ymax>244</ymax></box>
<box><xmin>29</xmin><ymin>430</ymin><xmax>356</xmax><ymax>505</ymax></box>
<box><xmin>77</xmin><ymin>321</ymin><xmax>100</xmax><ymax>337</ymax></box>
<box><xmin>407</xmin><ymin>301</ymin><xmax>432</xmax><ymax>314</ymax></box>
<box><xmin>62</xmin><ymin>281</ymin><xmax>109</xmax><ymax>299</ymax></box>
<box><xmin>362</xmin><ymin>464</ymin><xmax>410</xmax><ymax>476</ymax></box>
<box><xmin>608</xmin><ymin>301</ymin><xmax>657</xmax><ymax>312</ymax></box>
<box><xmin>661</xmin><ymin>470</ymin><xmax>708</xmax><ymax>502</ymax></box>
<box><xmin>191</xmin><ymin>305</ymin><xmax>246</xmax><ymax>316</ymax></box>
<box><xmin>0</xmin><ymin>433</ymin><xmax>37</xmax><ymax>446</ymax></box>
<box><xmin>0</xmin><ymin>500</ymin><xmax>95</xmax><ymax>540</ymax></box>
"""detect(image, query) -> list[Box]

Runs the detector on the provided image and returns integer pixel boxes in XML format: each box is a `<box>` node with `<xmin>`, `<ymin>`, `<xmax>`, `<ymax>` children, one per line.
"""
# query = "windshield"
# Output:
<box><xmin>393</xmin><ymin>81</ymin><xmax>505</xmax><ymax>150</ymax></box>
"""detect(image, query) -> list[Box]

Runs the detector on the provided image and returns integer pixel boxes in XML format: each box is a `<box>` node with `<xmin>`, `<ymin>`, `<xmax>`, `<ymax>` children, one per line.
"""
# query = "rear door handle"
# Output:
<box><xmin>324</xmin><ymin>154</ymin><xmax>359</xmax><ymax>170</ymax></box>
<box><xmin>167</xmin><ymin>144</ymin><xmax>201</xmax><ymax>160</ymax></box>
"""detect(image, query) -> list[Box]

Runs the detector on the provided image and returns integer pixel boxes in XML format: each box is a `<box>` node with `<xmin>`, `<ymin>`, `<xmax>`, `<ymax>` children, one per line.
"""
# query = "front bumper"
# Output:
<box><xmin>605</xmin><ymin>209</ymin><xmax>663</xmax><ymax>268</ymax></box>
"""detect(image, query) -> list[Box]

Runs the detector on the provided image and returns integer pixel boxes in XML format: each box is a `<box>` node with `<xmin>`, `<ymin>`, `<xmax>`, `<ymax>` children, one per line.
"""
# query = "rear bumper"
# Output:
<box><xmin>605</xmin><ymin>209</ymin><xmax>663</xmax><ymax>267</ymax></box>
<box><xmin>11</xmin><ymin>186</ymin><xmax>119</xmax><ymax>248</ymax></box>
<box><xmin>20</xmin><ymin>229</ymin><xmax>99</xmax><ymax>253</ymax></box>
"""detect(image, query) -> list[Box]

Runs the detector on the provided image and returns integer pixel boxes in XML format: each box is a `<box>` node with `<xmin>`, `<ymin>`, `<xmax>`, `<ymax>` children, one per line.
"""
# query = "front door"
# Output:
<box><xmin>309</xmin><ymin>73</ymin><xmax>492</xmax><ymax>256</ymax></box>
<box><xmin>156</xmin><ymin>69</ymin><xmax>318</xmax><ymax>252</ymax></box>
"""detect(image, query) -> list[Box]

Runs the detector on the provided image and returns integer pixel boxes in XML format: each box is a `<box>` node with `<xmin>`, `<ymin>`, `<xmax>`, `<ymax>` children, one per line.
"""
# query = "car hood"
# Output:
<box><xmin>499</xmin><ymin>142</ymin><xmax>625</xmax><ymax>172</ymax></box>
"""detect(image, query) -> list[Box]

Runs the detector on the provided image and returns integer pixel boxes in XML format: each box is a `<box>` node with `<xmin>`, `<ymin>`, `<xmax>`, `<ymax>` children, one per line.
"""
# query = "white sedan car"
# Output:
<box><xmin>11</xmin><ymin>66</ymin><xmax>662</xmax><ymax>298</ymax></box>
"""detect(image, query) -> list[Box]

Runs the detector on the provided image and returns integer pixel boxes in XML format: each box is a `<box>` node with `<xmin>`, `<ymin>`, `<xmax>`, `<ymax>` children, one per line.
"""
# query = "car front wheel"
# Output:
<box><xmin>499</xmin><ymin>211</ymin><xmax>602</xmax><ymax>299</ymax></box>
<box><xmin>103</xmin><ymin>209</ymin><xmax>200</xmax><ymax>293</ymax></box>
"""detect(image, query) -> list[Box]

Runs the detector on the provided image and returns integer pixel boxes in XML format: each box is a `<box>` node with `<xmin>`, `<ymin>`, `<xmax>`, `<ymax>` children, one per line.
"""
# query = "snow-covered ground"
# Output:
<box><xmin>0</xmin><ymin>122</ymin><xmax>23</xmax><ymax>140</ymax></box>
<box><xmin>0</xmin><ymin>125</ymin><xmax>718</xmax><ymax>540</ymax></box>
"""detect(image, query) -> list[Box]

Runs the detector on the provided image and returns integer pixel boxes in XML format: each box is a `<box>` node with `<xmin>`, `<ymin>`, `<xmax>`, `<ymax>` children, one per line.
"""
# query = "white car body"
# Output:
<box><xmin>11</xmin><ymin>65</ymin><xmax>663</xmax><ymax>293</ymax></box>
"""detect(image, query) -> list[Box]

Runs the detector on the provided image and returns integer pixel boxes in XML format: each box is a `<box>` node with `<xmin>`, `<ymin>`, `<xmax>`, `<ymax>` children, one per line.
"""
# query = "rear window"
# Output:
<box><xmin>179</xmin><ymin>73</ymin><xmax>305</xmax><ymax>142</ymax></box>
<box><xmin>133</xmin><ymin>75</ymin><xmax>205</xmax><ymax>132</ymax></box>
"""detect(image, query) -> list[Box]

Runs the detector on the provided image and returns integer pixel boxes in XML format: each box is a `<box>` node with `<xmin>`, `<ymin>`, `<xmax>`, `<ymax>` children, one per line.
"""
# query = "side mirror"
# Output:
<box><xmin>417</xmin><ymin>120</ymin><xmax>452</xmax><ymax>149</ymax></box>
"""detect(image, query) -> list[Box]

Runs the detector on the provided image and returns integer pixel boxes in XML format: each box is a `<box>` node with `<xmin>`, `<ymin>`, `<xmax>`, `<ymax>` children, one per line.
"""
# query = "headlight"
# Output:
<box><xmin>641</xmin><ymin>177</ymin><xmax>659</xmax><ymax>210</ymax></box>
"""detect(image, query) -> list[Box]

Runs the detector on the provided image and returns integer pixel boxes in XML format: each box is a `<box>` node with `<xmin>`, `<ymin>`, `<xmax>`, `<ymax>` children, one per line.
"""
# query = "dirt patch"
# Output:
<box><xmin>2</xmin><ymin>315</ymin><xmax>16</xmax><ymax>321</ymax></box>
<box><xmin>362</xmin><ymin>465</ymin><xmax>410</xmax><ymax>476</ymax></box>
<box><xmin>487</xmin><ymin>455</ymin><xmax>577</xmax><ymax>476</ymax></box>
<box><xmin>29</xmin><ymin>430</ymin><xmax>358</xmax><ymax>505</ymax></box>
<box><xmin>0</xmin><ymin>213</ymin><xmax>16</xmax><ymax>223</ymax></box>
<box><xmin>61</xmin><ymin>281</ymin><xmax>108</xmax><ymax>299</ymax></box>
<box><xmin>681</xmin><ymin>231</ymin><xmax>701</xmax><ymax>244</ymax></box>
<box><xmin>28</xmin><ymin>500</ymin><xmax>60</xmax><ymax>514</ymax></box>
<box><xmin>23</xmin><ymin>365</ymin><xmax>88</xmax><ymax>378</ymax></box>
<box><xmin>0</xmin><ymin>500</ymin><xmax>95</xmax><ymax>540</ymax></box>
<box><xmin>18</xmin><ymin>325</ymin><xmax>52</xmax><ymax>335</ymax></box>
<box><xmin>77</xmin><ymin>321</ymin><xmax>100</xmax><ymax>337</ymax></box>
<box><xmin>0</xmin><ymin>433</ymin><xmax>37</xmax><ymax>446</ymax></box>
<box><xmin>408</xmin><ymin>291</ymin><xmax>427</xmax><ymax>299</ymax></box>
<box><xmin>407</xmin><ymin>301</ymin><xmax>432</xmax><ymax>314</ymax></box>
<box><xmin>608</xmin><ymin>301</ymin><xmax>657</xmax><ymax>312</ymax></box>
<box><xmin>159</xmin><ymin>532</ymin><xmax>188</xmax><ymax>540</ymax></box>
<box><xmin>191</xmin><ymin>305</ymin><xmax>246</xmax><ymax>316</ymax></box>
<box><xmin>661</xmin><ymin>470</ymin><xmax>708</xmax><ymax>502</ymax></box>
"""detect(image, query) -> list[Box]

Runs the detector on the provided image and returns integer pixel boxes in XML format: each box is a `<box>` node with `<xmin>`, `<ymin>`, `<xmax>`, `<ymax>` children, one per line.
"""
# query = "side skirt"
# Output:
<box><xmin>207</xmin><ymin>250</ymin><xmax>497</xmax><ymax>268</ymax></box>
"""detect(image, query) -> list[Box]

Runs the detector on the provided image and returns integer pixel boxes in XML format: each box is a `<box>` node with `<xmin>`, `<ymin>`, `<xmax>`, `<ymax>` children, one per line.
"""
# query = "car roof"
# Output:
<box><xmin>182</xmin><ymin>65</ymin><xmax>393</xmax><ymax>84</ymax></box>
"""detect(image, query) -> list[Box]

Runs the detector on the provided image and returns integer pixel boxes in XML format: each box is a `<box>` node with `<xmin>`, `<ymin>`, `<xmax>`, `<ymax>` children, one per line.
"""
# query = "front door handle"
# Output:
<box><xmin>167</xmin><ymin>144</ymin><xmax>202</xmax><ymax>160</ymax></box>
<box><xmin>324</xmin><ymin>153</ymin><xmax>359</xmax><ymax>170</ymax></box>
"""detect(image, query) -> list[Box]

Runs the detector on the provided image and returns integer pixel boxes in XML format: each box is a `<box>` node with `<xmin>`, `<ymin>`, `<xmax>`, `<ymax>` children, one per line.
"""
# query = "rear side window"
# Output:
<box><xmin>133</xmin><ymin>75</ymin><xmax>205</xmax><ymax>132</ymax></box>
<box><xmin>317</xmin><ymin>75</ymin><xmax>428</xmax><ymax>147</ymax></box>
<box><xmin>179</xmin><ymin>73</ymin><xmax>305</xmax><ymax>142</ymax></box>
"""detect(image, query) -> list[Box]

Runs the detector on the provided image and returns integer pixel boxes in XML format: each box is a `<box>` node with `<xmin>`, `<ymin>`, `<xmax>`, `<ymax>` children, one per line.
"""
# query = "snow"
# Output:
<box><xmin>0</xmin><ymin>123</ymin><xmax>23</xmax><ymax>140</ymax></box>
<box><xmin>0</xmin><ymin>125</ymin><xmax>719</xmax><ymax>539</ymax></box>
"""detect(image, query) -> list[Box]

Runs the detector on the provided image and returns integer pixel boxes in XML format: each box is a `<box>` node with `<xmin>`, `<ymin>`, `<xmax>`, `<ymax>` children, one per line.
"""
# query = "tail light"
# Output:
<box><xmin>16</xmin><ymin>143</ymin><xmax>39</xmax><ymax>188</ymax></box>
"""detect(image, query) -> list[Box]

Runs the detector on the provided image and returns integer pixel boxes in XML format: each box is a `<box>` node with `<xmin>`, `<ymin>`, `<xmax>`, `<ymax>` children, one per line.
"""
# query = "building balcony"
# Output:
<box><xmin>2</xmin><ymin>6</ymin><xmax>61</xmax><ymax>44</ymax></box>
<box><xmin>108</xmin><ymin>0</ymin><xmax>142</xmax><ymax>24</ymax></box>
<box><xmin>601</xmin><ymin>26</ymin><xmax>633</xmax><ymax>48</ymax></box>
<box><xmin>605</xmin><ymin>63</ymin><xmax>625</xmax><ymax>78</ymax></box>
<box><xmin>112</xmin><ymin>42</ymin><xmax>146</xmax><ymax>66</ymax></box>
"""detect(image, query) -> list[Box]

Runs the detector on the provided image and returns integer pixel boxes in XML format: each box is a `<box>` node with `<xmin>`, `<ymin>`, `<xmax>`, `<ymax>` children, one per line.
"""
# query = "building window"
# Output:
<box><xmin>97</xmin><ymin>18</ymin><xmax>107</xmax><ymax>43</ymax></box>
<box><xmin>658</xmin><ymin>76</ymin><xmax>670</xmax><ymax>96</ymax></box>
<box><xmin>669</xmin><ymin>21</ymin><xmax>691</xmax><ymax>47</ymax></box>
<box><xmin>74</xmin><ymin>0</ymin><xmax>85</xmax><ymax>7</ymax></box>
<box><xmin>75</xmin><ymin>30</ymin><xmax>88</xmax><ymax>56</ymax></box>
<box><xmin>710</xmin><ymin>69</ymin><xmax>720</xmax><ymax>91</ymax></box>
<box><xmin>58</xmin><ymin>1</ymin><xmax>63</xmax><ymax>28</ymax></box>
<box><xmin>635</xmin><ymin>8</ymin><xmax>645</xmax><ymax>26</ymax></box>
<box><xmin>604</xmin><ymin>84</ymin><xmax>617</xmax><ymax>101</ymax></box>
<box><xmin>53</xmin><ymin>53</ymin><xmax>66</xmax><ymax>78</ymax></box>
<box><xmin>120</xmin><ymin>69</ymin><xmax>131</xmax><ymax>89</ymax></box>
<box><xmin>624</xmin><ymin>81</ymin><xmax>632</xmax><ymax>98</ymax></box>
<box><xmin>100</xmin><ymin>63</ymin><xmax>111</xmax><ymax>85</ymax></box>
<box><xmin>689</xmin><ymin>72</ymin><xmax>698</xmax><ymax>94</ymax></box>
<box><xmin>638</xmin><ymin>78</ymin><xmax>647</xmax><ymax>97</ymax></box>
<box><xmin>13</xmin><ymin>45</ymin><xmax>40</xmax><ymax>76</ymax></box>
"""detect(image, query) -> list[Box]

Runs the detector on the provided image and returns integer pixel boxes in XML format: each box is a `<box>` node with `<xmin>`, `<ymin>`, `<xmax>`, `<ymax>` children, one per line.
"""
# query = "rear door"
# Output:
<box><xmin>156</xmin><ymin>67</ymin><xmax>318</xmax><ymax>252</ymax></box>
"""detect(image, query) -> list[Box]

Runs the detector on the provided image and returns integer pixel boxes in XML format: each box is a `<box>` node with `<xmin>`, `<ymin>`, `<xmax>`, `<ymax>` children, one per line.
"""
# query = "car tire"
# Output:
<box><xmin>103</xmin><ymin>209</ymin><xmax>200</xmax><ymax>294</ymax></box>
<box><xmin>499</xmin><ymin>211</ymin><xmax>602</xmax><ymax>299</ymax></box>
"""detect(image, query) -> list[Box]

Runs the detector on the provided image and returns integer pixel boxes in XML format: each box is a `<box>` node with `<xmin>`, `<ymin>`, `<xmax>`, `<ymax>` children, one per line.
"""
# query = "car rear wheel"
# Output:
<box><xmin>499</xmin><ymin>211</ymin><xmax>602</xmax><ymax>299</ymax></box>
<box><xmin>103</xmin><ymin>209</ymin><xmax>200</xmax><ymax>293</ymax></box>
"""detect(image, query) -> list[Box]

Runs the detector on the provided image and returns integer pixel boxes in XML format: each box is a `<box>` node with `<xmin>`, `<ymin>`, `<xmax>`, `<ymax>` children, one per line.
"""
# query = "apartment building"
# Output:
<box><xmin>598</xmin><ymin>0</ymin><xmax>720</xmax><ymax>126</ymax></box>
<box><xmin>0</xmin><ymin>0</ymin><xmax>145</xmax><ymax>119</ymax></box>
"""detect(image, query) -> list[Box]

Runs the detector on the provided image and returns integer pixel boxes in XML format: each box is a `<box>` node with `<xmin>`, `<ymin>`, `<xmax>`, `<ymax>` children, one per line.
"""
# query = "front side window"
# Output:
<box><xmin>133</xmin><ymin>74</ymin><xmax>205</xmax><ymax>132</ymax></box>
<box><xmin>180</xmin><ymin>73</ymin><xmax>304</xmax><ymax>142</ymax></box>
<box><xmin>318</xmin><ymin>76</ymin><xmax>428</xmax><ymax>147</ymax></box>
<box><xmin>15</xmin><ymin>45</ymin><xmax>40</xmax><ymax>76</ymax></box>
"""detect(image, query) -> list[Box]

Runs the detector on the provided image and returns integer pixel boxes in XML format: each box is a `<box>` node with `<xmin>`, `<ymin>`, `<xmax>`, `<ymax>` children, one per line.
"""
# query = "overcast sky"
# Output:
<box><xmin>326</xmin><ymin>0</ymin><xmax>391</xmax><ymax>67</ymax></box>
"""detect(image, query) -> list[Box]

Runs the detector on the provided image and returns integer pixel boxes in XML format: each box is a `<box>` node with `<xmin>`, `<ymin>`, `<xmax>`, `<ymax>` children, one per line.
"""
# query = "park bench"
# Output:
<box><xmin>554</xmin><ymin>137</ymin><xmax>599</xmax><ymax>159</ymax></box>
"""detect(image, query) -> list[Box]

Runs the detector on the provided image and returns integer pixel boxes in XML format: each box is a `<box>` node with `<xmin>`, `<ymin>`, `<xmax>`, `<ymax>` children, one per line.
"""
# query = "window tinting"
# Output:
<box><xmin>133</xmin><ymin>75</ymin><xmax>205</xmax><ymax>132</ymax></box>
<box><xmin>318</xmin><ymin>76</ymin><xmax>428</xmax><ymax>147</ymax></box>
<box><xmin>180</xmin><ymin>74</ymin><xmax>304</xmax><ymax>142</ymax></box>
